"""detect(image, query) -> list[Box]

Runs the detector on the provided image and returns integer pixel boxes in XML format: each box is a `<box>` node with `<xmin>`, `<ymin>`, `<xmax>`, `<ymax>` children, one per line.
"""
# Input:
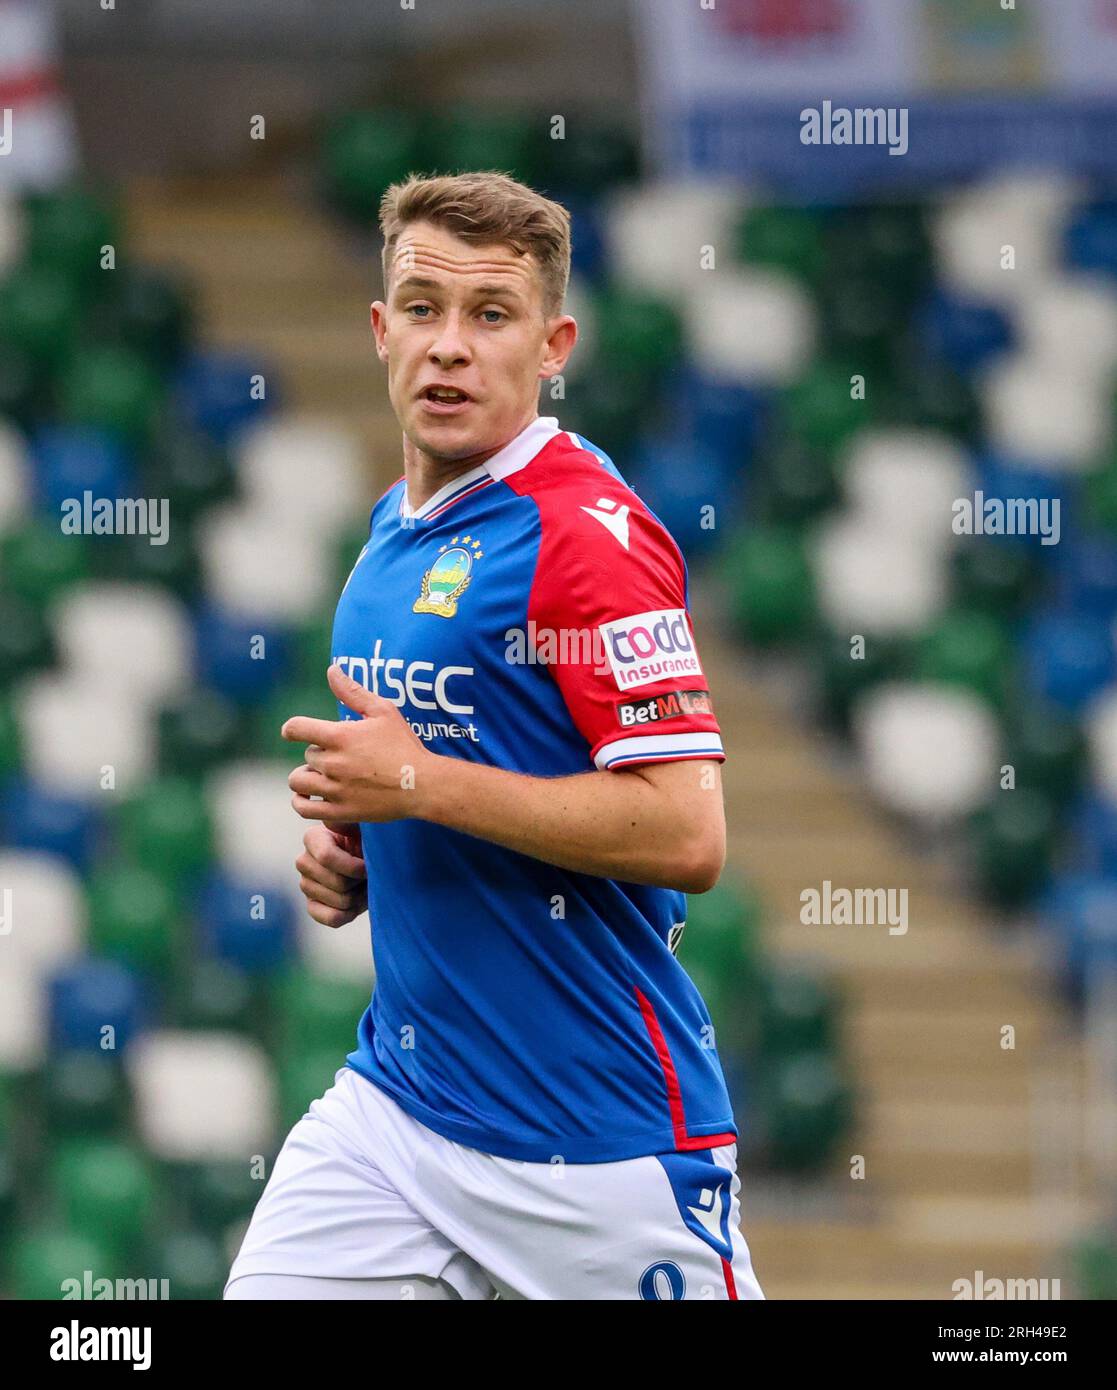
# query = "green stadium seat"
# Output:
<box><xmin>593</xmin><ymin>288</ymin><xmax>683</xmax><ymax>379</ymax></box>
<box><xmin>116</xmin><ymin>776</ymin><xmax>213</xmax><ymax>886</ymax></box>
<box><xmin>0</xmin><ymin>264</ymin><xmax>82</xmax><ymax>369</ymax></box>
<box><xmin>89</xmin><ymin>267</ymin><xmax>193</xmax><ymax>367</ymax></box>
<box><xmin>140</xmin><ymin>418</ymin><xmax>237</xmax><ymax>524</ymax></box>
<box><xmin>782</xmin><ymin>359</ymin><xmax>873</xmax><ymax>460</ymax></box>
<box><xmin>279</xmin><ymin>1049</ymin><xmax>346</xmax><ymax>1133</ymax></box>
<box><xmin>25</xmin><ymin>185</ymin><xmax>120</xmax><ymax>292</ymax></box>
<box><xmin>736</xmin><ymin>206</ymin><xmax>826</xmax><ymax>287</ymax></box>
<box><xmin>152</xmin><ymin>1230</ymin><xmax>226</xmax><ymax>1300</ymax></box>
<box><xmin>0</xmin><ymin>591</ymin><xmax>56</xmax><ymax>687</ymax></box>
<box><xmin>1084</xmin><ymin>453</ymin><xmax>1117</xmax><ymax>534</ymax></box>
<box><xmin>758</xmin><ymin>963</ymin><xmax>840</xmax><ymax>1060</ymax></box>
<box><xmin>172</xmin><ymin>959</ymin><xmax>267</xmax><ymax>1037</ymax></box>
<box><xmin>726</xmin><ymin>527</ymin><xmax>815</xmax><ymax>646</ymax></box>
<box><xmin>754</xmin><ymin>435</ymin><xmax>839</xmax><ymax>528</ymax></box>
<box><xmin>953</xmin><ymin>539</ymin><xmax>1042</xmax><ymax>616</ymax></box>
<box><xmin>812</xmin><ymin>628</ymin><xmax>911</xmax><ymax>732</ymax></box>
<box><xmin>1003</xmin><ymin>700</ymin><xmax>1086</xmax><ymax>803</ymax></box>
<box><xmin>255</xmin><ymin>681</ymin><xmax>340</xmax><ymax>763</ymax></box>
<box><xmin>1071</xmin><ymin>1231</ymin><xmax>1117</xmax><ymax>1300</ymax></box>
<box><xmin>278</xmin><ymin>968</ymin><xmax>376</xmax><ymax>1057</ymax></box>
<box><xmin>42</xmin><ymin>1051</ymin><xmax>130</xmax><ymax>1140</ymax></box>
<box><xmin>12</xmin><ymin>1227</ymin><xmax>115</xmax><ymax>1299</ymax></box>
<box><xmin>321</xmin><ymin>110</ymin><xmax>420</xmax><ymax>224</ymax></box>
<box><xmin>970</xmin><ymin>789</ymin><xmax>1056</xmax><ymax>909</ymax></box>
<box><xmin>916</xmin><ymin>609</ymin><xmax>1014</xmax><ymax>709</ymax></box>
<box><xmin>58</xmin><ymin>344</ymin><xmax>165</xmax><ymax>447</ymax></box>
<box><xmin>89</xmin><ymin>523</ymin><xmax>200</xmax><ymax>600</ymax></box>
<box><xmin>157</xmin><ymin>690</ymin><xmax>246</xmax><ymax>777</ymax></box>
<box><xmin>541</xmin><ymin>116</ymin><xmax>639</xmax><ymax>197</ymax></box>
<box><xmin>87</xmin><ymin>861</ymin><xmax>180</xmax><ymax>979</ymax></box>
<box><xmin>172</xmin><ymin>1158</ymin><xmax>265</xmax><ymax>1237</ymax></box>
<box><xmin>0</xmin><ymin>341</ymin><xmax>44</xmax><ymax>425</ymax></box>
<box><xmin>1</xmin><ymin>518</ymin><xmax>91</xmax><ymax>608</ymax></box>
<box><xmin>51</xmin><ymin>1138</ymin><xmax>155</xmax><ymax>1266</ymax></box>
<box><xmin>761</xmin><ymin>1051</ymin><xmax>852</xmax><ymax>1171</ymax></box>
<box><xmin>421</xmin><ymin>108</ymin><xmax>541</xmax><ymax>186</ymax></box>
<box><xmin>0</xmin><ymin>693</ymin><xmax>22</xmax><ymax>780</ymax></box>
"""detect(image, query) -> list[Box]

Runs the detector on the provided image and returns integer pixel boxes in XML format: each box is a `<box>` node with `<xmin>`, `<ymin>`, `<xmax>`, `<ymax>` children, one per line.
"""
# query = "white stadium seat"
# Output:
<box><xmin>932</xmin><ymin>170</ymin><xmax>1080</xmax><ymax>305</ymax></box>
<box><xmin>0</xmin><ymin>849</ymin><xmax>87</xmax><ymax>973</ymax></box>
<box><xmin>811</xmin><ymin>515</ymin><xmax>948</xmax><ymax>636</ymax></box>
<box><xmin>199</xmin><ymin>500</ymin><xmax>333</xmax><ymax>622</ymax></box>
<box><xmin>981</xmin><ymin>353</ymin><xmax>1111</xmax><ymax>470</ymax></box>
<box><xmin>236</xmin><ymin>416</ymin><xmax>367</xmax><ymax>539</ymax></box>
<box><xmin>51</xmin><ymin>581</ymin><xmax>192</xmax><ymax>708</ymax></box>
<box><xmin>0</xmin><ymin>958</ymin><xmax>47</xmax><ymax>1072</ymax></box>
<box><xmin>1087</xmin><ymin>687</ymin><xmax>1117</xmax><ymax>804</ymax></box>
<box><xmin>604</xmin><ymin>177</ymin><xmax>748</xmax><ymax>302</ymax></box>
<box><xmin>853</xmin><ymin>682</ymin><xmax>1000</xmax><ymax>821</ymax></box>
<box><xmin>684</xmin><ymin>267</ymin><xmax>816</xmax><ymax>385</ymax></box>
<box><xmin>843</xmin><ymin>428</ymin><xmax>973</xmax><ymax>548</ymax></box>
<box><xmin>127</xmin><ymin>1031</ymin><xmax>275</xmax><ymax>1160</ymax></box>
<box><xmin>0</xmin><ymin>419</ymin><xmax>32</xmax><ymax>531</ymax></box>
<box><xmin>17</xmin><ymin>672</ymin><xmax>156</xmax><ymax>796</ymax></box>
<box><xmin>1015</xmin><ymin>274</ymin><xmax>1117</xmax><ymax>387</ymax></box>
<box><xmin>207</xmin><ymin>759</ymin><xmax>306</xmax><ymax>892</ymax></box>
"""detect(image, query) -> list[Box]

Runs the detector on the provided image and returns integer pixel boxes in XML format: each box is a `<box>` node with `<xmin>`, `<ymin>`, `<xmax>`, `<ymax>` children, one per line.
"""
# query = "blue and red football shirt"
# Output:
<box><xmin>332</xmin><ymin>415</ymin><xmax>735</xmax><ymax>1162</ymax></box>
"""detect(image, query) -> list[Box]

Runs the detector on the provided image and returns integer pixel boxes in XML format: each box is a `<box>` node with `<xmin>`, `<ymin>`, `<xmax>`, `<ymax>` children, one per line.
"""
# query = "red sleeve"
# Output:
<box><xmin>511</xmin><ymin>456</ymin><xmax>725</xmax><ymax>771</ymax></box>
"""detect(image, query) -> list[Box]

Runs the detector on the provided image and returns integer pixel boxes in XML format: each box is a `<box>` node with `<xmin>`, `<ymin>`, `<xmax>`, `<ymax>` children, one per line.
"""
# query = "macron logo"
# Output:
<box><xmin>687</xmin><ymin>1185</ymin><xmax>725</xmax><ymax>1246</ymax></box>
<box><xmin>581</xmin><ymin>496</ymin><xmax>630</xmax><ymax>550</ymax></box>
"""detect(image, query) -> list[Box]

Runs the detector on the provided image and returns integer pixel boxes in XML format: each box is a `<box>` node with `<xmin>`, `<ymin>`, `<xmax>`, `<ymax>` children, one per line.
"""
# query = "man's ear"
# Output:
<box><xmin>370</xmin><ymin>301</ymin><xmax>390</xmax><ymax>363</ymax></box>
<box><xmin>539</xmin><ymin>314</ymin><xmax>578</xmax><ymax>382</ymax></box>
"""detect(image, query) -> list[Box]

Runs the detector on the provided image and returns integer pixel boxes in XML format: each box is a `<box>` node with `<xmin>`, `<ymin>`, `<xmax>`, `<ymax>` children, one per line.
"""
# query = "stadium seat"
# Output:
<box><xmin>12</xmin><ymin>1228</ymin><xmax>115</xmax><ymax>1299</ymax></box>
<box><xmin>157</xmin><ymin>688</ymin><xmax>247</xmax><ymax>776</ymax></box>
<box><xmin>174</xmin><ymin>350</ymin><xmax>277</xmax><ymax>444</ymax></box>
<box><xmin>684</xmin><ymin>268</ymin><xmax>815</xmax><ymax>385</ymax></box>
<box><xmin>206</xmin><ymin>760</ymin><xmax>306</xmax><ymax>889</ymax></box>
<box><xmin>17</xmin><ymin>672</ymin><xmax>156</xmax><ymax>796</ymax></box>
<box><xmin>88</xmin><ymin>860</ymin><xmax>180</xmax><ymax>979</ymax></box>
<box><xmin>811</xmin><ymin>515</ymin><xmax>947</xmax><ymax>636</ymax></box>
<box><xmin>782</xmin><ymin>359</ymin><xmax>875</xmax><ymax>459</ymax></box>
<box><xmin>51</xmin><ymin>581</ymin><xmax>192</xmax><ymax>708</ymax></box>
<box><xmin>759</xmin><ymin>963</ymin><xmax>841</xmax><ymax>1059</ymax></box>
<box><xmin>140</xmin><ymin>413</ymin><xmax>237</xmax><ymax>523</ymax></box>
<box><xmin>1043</xmin><ymin>873</ymin><xmax>1117</xmax><ymax>997</ymax></box>
<box><xmin>736</xmin><ymin>204</ymin><xmax>826</xmax><ymax>288</ymax></box>
<box><xmin>1</xmin><ymin>516</ymin><xmax>91</xmax><ymax>608</ymax></box>
<box><xmin>127</xmin><ymin>1031</ymin><xmax>275</xmax><ymax>1161</ymax></box>
<box><xmin>172</xmin><ymin>957</ymin><xmax>267</xmax><ymax>1036</ymax></box>
<box><xmin>843</xmin><ymin>428</ymin><xmax>972</xmax><ymax>548</ymax></box>
<box><xmin>192</xmin><ymin>604</ymin><xmax>295</xmax><ymax>703</ymax></box>
<box><xmin>916</xmin><ymin>285</ymin><xmax>1013</xmax><ymax>374</ymax></box>
<box><xmin>727</xmin><ymin>526</ymin><xmax>815</xmax><ymax>645</ymax></box>
<box><xmin>199</xmin><ymin>500</ymin><xmax>333</xmax><ymax>622</ymax></box>
<box><xmin>114</xmin><ymin>775</ymin><xmax>213</xmax><ymax>886</ymax></box>
<box><xmin>0</xmin><ymin>263</ymin><xmax>82</xmax><ymax>368</ymax></box>
<box><xmin>982</xmin><ymin>355</ymin><xmax>1110</xmax><ymax>470</ymax></box>
<box><xmin>1087</xmin><ymin>687</ymin><xmax>1117</xmax><ymax>802</ymax></box>
<box><xmin>0</xmin><ymin>780</ymin><xmax>100</xmax><ymax>872</ymax></box>
<box><xmin>853</xmin><ymin>682</ymin><xmax>999</xmax><ymax>820</ymax></box>
<box><xmin>57</xmin><ymin>344</ymin><xmax>165</xmax><ymax>447</ymax></box>
<box><xmin>1016</xmin><ymin>274</ymin><xmax>1117</xmax><ymax>386</ymax></box>
<box><xmin>25</xmin><ymin>184</ymin><xmax>120</xmax><ymax>292</ymax></box>
<box><xmin>970</xmin><ymin>789</ymin><xmax>1058</xmax><ymax>909</ymax></box>
<box><xmin>151</xmin><ymin>1230</ymin><xmax>226</xmax><ymax>1300</ymax></box>
<box><xmin>235</xmin><ymin>417</ymin><xmax>365</xmax><ymax>540</ymax></box>
<box><xmin>604</xmin><ymin>178</ymin><xmax>748</xmax><ymax>303</ymax></box>
<box><xmin>85</xmin><ymin>265</ymin><xmax>194</xmax><ymax>368</ymax></box>
<box><xmin>915</xmin><ymin>608</ymin><xmax>1014</xmax><ymax>709</ymax></box>
<box><xmin>1024</xmin><ymin>613</ymin><xmax>1116</xmax><ymax>711</ymax></box>
<box><xmin>48</xmin><ymin>957</ymin><xmax>146</xmax><ymax>1054</ymax></box>
<box><xmin>320</xmin><ymin>109</ymin><xmax>421</xmax><ymax>223</ymax></box>
<box><xmin>0</xmin><ymin>849</ymin><xmax>87</xmax><ymax>975</ymax></box>
<box><xmin>1065</xmin><ymin>200</ymin><xmax>1117</xmax><ymax>280</ymax></box>
<box><xmin>761</xmin><ymin>1051</ymin><xmax>852</xmax><ymax>1171</ymax></box>
<box><xmin>194</xmin><ymin>869</ymin><xmax>297</xmax><ymax>975</ymax></box>
<box><xmin>1003</xmin><ymin>699</ymin><xmax>1086</xmax><ymax>803</ymax></box>
<box><xmin>952</xmin><ymin>537</ymin><xmax>1042</xmax><ymax>616</ymax></box>
<box><xmin>0</xmin><ymin>419</ymin><xmax>32</xmax><ymax>531</ymax></box>
<box><xmin>751</xmin><ymin>434</ymin><xmax>838</xmax><ymax>527</ymax></box>
<box><xmin>31</xmin><ymin>422</ymin><xmax>135</xmax><ymax>514</ymax></box>
<box><xmin>41</xmin><ymin>1051</ymin><xmax>129</xmax><ymax>1140</ymax></box>
<box><xmin>277</xmin><ymin>967</ymin><xmax>372</xmax><ymax>1055</ymax></box>
<box><xmin>51</xmin><ymin>1137</ymin><xmax>154</xmax><ymax>1265</ymax></box>
<box><xmin>0</xmin><ymin>956</ymin><xmax>48</xmax><ymax>1072</ymax></box>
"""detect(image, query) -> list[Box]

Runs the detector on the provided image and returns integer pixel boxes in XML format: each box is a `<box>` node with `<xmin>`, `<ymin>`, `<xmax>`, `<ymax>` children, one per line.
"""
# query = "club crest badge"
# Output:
<box><xmin>413</xmin><ymin>534</ymin><xmax>484</xmax><ymax>618</ymax></box>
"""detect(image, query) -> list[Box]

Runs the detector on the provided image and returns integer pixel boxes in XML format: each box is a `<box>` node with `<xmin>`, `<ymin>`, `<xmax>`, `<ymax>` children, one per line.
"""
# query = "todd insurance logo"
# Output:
<box><xmin>598</xmin><ymin>608</ymin><xmax>703</xmax><ymax>691</ymax></box>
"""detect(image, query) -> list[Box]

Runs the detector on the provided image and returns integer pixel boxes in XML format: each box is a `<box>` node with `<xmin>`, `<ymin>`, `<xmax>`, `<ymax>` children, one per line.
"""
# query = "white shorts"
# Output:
<box><xmin>225</xmin><ymin>1066</ymin><xmax>764</xmax><ymax>1301</ymax></box>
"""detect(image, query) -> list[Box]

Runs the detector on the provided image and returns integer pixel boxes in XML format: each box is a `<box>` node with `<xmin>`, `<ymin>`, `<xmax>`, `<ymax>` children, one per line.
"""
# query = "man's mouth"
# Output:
<box><xmin>421</xmin><ymin>385</ymin><xmax>473</xmax><ymax>406</ymax></box>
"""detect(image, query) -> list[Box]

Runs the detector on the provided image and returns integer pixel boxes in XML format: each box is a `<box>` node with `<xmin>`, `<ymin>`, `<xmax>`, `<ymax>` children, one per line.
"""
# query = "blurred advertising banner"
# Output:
<box><xmin>0</xmin><ymin>0</ymin><xmax>77</xmax><ymax>191</ymax></box>
<box><xmin>636</xmin><ymin>0</ymin><xmax>1117</xmax><ymax>190</ymax></box>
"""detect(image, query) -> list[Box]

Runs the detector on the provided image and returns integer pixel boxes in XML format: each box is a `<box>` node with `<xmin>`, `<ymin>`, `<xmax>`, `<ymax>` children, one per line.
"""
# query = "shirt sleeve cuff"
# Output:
<box><xmin>593</xmin><ymin>731</ymin><xmax>726</xmax><ymax>770</ymax></box>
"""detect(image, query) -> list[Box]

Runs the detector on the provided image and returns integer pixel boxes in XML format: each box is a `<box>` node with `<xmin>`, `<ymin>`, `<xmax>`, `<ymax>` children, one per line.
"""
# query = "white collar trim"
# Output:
<box><xmin>398</xmin><ymin>416</ymin><xmax>561</xmax><ymax>520</ymax></box>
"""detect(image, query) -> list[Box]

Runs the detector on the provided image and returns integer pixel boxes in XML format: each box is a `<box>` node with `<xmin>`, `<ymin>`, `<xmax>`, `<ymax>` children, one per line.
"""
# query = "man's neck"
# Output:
<box><xmin>402</xmin><ymin>413</ymin><xmax>538</xmax><ymax>513</ymax></box>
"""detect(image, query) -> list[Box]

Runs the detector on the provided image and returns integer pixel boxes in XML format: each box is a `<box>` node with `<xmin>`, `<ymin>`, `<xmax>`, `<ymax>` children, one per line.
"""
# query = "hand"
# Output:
<box><xmin>296</xmin><ymin>822</ymin><xmax>368</xmax><ymax>927</ymax></box>
<box><xmin>283</xmin><ymin>664</ymin><xmax>438</xmax><ymax>824</ymax></box>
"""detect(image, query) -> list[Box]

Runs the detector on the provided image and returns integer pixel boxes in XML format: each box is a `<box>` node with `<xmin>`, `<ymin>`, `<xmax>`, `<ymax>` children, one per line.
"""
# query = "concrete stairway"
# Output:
<box><xmin>124</xmin><ymin>171</ymin><xmax>1102</xmax><ymax>1299</ymax></box>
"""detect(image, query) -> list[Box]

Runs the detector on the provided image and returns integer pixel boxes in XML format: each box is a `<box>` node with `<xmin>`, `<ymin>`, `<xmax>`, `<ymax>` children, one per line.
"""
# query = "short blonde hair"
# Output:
<box><xmin>379</xmin><ymin>171</ymin><xmax>572</xmax><ymax>318</ymax></box>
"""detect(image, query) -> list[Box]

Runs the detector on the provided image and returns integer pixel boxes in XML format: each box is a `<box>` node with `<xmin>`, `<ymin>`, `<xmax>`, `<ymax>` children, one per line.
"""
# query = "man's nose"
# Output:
<box><xmin>428</xmin><ymin>310</ymin><xmax>470</xmax><ymax>365</ymax></box>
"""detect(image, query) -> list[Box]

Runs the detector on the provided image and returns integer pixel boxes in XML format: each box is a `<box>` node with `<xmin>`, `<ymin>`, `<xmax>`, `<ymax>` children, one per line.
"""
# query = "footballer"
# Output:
<box><xmin>224</xmin><ymin>171</ymin><xmax>764</xmax><ymax>1301</ymax></box>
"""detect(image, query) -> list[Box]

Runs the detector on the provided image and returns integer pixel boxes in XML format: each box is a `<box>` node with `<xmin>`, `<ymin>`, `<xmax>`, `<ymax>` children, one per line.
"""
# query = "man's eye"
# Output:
<box><xmin>407</xmin><ymin>305</ymin><xmax>432</xmax><ymax>318</ymax></box>
<box><xmin>481</xmin><ymin>309</ymin><xmax>504</xmax><ymax>324</ymax></box>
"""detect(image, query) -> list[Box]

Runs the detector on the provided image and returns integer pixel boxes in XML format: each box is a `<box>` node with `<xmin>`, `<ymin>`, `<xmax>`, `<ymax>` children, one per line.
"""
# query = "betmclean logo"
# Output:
<box><xmin>618</xmin><ymin>689</ymin><xmax>713</xmax><ymax>727</ymax></box>
<box><xmin>598</xmin><ymin>609</ymin><xmax>702</xmax><ymax>691</ymax></box>
<box><xmin>800</xmin><ymin>101</ymin><xmax>909</xmax><ymax>156</ymax></box>
<box><xmin>952</xmin><ymin>493</ymin><xmax>1060</xmax><ymax>546</ymax></box>
<box><xmin>50</xmin><ymin>1320</ymin><xmax>152</xmax><ymax>1370</ymax></box>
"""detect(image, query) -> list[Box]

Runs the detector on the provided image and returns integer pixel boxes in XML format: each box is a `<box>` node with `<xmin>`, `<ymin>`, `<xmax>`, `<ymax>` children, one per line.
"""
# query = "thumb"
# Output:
<box><xmin>326</xmin><ymin>662</ymin><xmax>382</xmax><ymax>717</ymax></box>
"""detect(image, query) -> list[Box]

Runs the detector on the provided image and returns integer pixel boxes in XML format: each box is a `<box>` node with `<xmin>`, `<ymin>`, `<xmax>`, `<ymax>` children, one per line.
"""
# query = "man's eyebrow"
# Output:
<box><xmin>393</xmin><ymin>275</ymin><xmax>523</xmax><ymax>301</ymax></box>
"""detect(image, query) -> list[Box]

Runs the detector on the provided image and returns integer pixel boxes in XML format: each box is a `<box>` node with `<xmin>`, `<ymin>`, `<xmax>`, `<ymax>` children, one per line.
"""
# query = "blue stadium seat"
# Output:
<box><xmin>173</xmin><ymin>351</ymin><xmax>277</xmax><ymax>445</ymax></box>
<box><xmin>31</xmin><ymin>425</ymin><xmax>135</xmax><ymax>514</ymax></box>
<box><xmin>1023</xmin><ymin>613</ymin><xmax>1116</xmax><ymax>712</ymax></box>
<box><xmin>192</xmin><ymin>603</ymin><xmax>294</xmax><ymax>703</ymax></box>
<box><xmin>0</xmin><ymin>779</ymin><xmax>101</xmax><ymax>871</ymax></box>
<box><xmin>48</xmin><ymin>958</ymin><xmax>146</xmax><ymax>1053</ymax></box>
<box><xmin>194</xmin><ymin>871</ymin><xmax>296</xmax><ymax>974</ymax></box>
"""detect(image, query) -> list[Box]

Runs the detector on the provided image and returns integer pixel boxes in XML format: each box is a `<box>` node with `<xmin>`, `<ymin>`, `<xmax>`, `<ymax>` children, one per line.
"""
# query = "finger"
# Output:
<box><xmin>305</xmin><ymin>899</ymin><xmax>353</xmax><ymax>929</ymax></box>
<box><xmin>293</xmin><ymin>793</ymin><xmax>352</xmax><ymax>821</ymax></box>
<box><xmin>326</xmin><ymin>663</ymin><xmax>387</xmax><ymax>719</ymax></box>
<box><xmin>289</xmin><ymin>764</ymin><xmax>337</xmax><ymax>798</ymax></box>
<box><xmin>305</xmin><ymin>743</ymin><xmax>335</xmax><ymax>774</ymax></box>
<box><xmin>298</xmin><ymin>875</ymin><xmax>359</xmax><ymax>912</ymax></box>
<box><xmin>282</xmin><ymin>715</ymin><xmax>344</xmax><ymax>747</ymax></box>
<box><xmin>296</xmin><ymin>849</ymin><xmax>363</xmax><ymax>893</ymax></box>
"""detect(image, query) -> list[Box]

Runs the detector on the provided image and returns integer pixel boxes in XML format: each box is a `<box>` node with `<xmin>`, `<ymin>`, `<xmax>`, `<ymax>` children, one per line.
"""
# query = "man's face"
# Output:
<box><xmin>370</xmin><ymin>220</ymin><xmax>576</xmax><ymax>463</ymax></box>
